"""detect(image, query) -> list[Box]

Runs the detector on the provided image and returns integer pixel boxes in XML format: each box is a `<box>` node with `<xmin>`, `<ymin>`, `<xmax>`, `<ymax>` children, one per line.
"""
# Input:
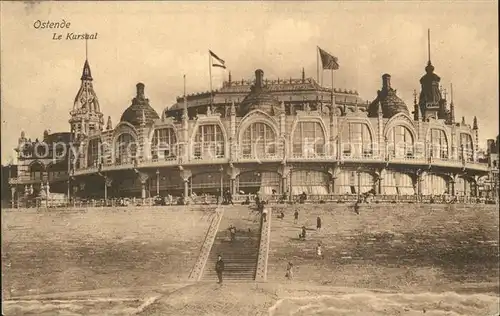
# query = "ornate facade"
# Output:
<box><xmin>9</xmin><ymin>55</ymin><xmax>494</xmax><ymax>203</ymax></box>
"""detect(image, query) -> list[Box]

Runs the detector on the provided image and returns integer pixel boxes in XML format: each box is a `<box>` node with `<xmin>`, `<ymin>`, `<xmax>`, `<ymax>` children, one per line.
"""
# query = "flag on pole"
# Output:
<box><xmin>209</xmin><ymin>50</ymin><xmax>226</xmax><ymax>69</ymax></box>
<box><xmin>318</xmin><ymin>47</ymin><xmax>339</xmax><ymax>70</ymax></box>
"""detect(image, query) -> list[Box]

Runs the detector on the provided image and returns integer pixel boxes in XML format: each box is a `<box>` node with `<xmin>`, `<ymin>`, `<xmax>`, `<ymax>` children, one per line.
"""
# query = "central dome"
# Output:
<box><xmin>368</xmin><ymin>74</ymin><xmax>409</xmax><ymax>118</ymax></box>
<box><xmin>120</xmin><ymin>83</ymin><xmax>159</xmax><ymax>126</ymax></box>
<box><xmin>237</xmin><ymin>69</ymin><xmax>280</xmax><ymax>116</ymax></box>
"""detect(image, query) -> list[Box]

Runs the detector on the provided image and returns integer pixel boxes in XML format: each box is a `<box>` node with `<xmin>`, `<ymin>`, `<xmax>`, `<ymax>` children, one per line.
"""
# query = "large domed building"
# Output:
<box><xmin>8</xmin><ymin>50</ymin><xmax>495</xmax><ymax>206</ymax></box>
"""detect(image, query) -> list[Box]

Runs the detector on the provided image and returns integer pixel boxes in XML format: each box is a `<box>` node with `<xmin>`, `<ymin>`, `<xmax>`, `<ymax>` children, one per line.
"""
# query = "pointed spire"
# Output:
<box><xmin>425</xmin><ymin>28</ymin><xmax>435</xmax><ymax>73</ymax></box>
<box><xmin>230</xmin><ymin>101</ymin><xmax>235</xmax><ymax>116</ymax></box>
<box><xmin>302</xmin><ymin>67</ymin><xmax>305</xmax><ymax>82</ymax></box>
<box><xmin>427</xmin><ymin>28</ymin><xmax>431</xmax><ymax>65</ymax></box>
<box><xmin>449</xmin><ymin>83</ymin><xmax>455</xmax><ymax>124</ymax></box>
<box><xmin>413</xmin><ymin>89</ymin><xmax>420</xmax><ymax>121</ymax></box>
<box><xmin>81</xmin><ymin>60</ymin><xmax>93</xmax><ymax>81</ymax></box>
<box><xmin>106</xmin><ymin>116</ymin><xmax>113</xmax><ymax>130</ymax></box>
<box><xmin>228</xmin><ymin>71</ymin><xmax>232</xmax><ymax>85</ymax></box>
<box><xmin>377</xmin><ymin>101</ymin><xmax>383</xmax><ymax>117</ymax></box>
<box><xmin>473</xmin><ymin>116</ymin><xmax>478</xmax><ymax>130</ymax></box>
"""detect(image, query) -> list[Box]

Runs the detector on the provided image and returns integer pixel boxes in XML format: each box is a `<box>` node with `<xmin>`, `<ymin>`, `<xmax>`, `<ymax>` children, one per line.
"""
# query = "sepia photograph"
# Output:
<box><xmin>1</xmin><ymin>1</ymin><xmax>499</xmax><ymax>315</ymax></box>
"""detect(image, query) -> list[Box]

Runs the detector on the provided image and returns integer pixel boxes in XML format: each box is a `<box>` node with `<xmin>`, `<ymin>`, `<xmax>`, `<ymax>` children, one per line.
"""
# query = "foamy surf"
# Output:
<box><xmin>268</xmin><ymin>291</ymin><xmax>500</xmax><ymax>316</ymax></box>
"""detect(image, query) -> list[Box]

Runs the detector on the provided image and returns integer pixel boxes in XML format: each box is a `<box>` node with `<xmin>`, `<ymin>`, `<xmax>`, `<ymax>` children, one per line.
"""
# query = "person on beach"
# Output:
<box><xmin>215</xmin><ymin>254</ymin><xmax>225</xmax><ymax>284</ymax></box>
<box><xmin>285</xmin><ymin>262</ymin><xmax>294</xmax><ymax>280</ymax></box>
<box><xmin>316</xmin><ymin>243</ymin><xmax>324</xmax><ymax>259</ymax></box>
<box><xmin>316</xmin><ymin>216</ymin><xmax>322</xmax><ymax>231</ymax></box>
<box><xmin>299</xmin><ymin>225</ymin><xmax>306</xmax><ymax>240</ymax></box>
<box><xmin>294</xmin><ymin>210</ymin><xmax>299</xmax><ymax>224</ymax></box>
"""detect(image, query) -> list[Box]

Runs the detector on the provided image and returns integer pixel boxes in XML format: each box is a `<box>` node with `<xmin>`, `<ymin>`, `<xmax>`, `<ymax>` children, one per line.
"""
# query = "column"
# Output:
<box><xmin>184</xmin><ymin>180</ymin><xmax>189</xmax><ymax>199</ymax></box>
<box><xmin>179</xmin><ymin>169</ymin><xmax>192</xmax><ymax>203</ymax></box>
<box><xmin>105</xmin><ymin>176</ymin><xmax>113</xmax><ymax>202</ymax></box>
<box><xmin>104</xmin><ymin>178</ymin><xmax>108</xmax><ymax>201</ymax></box>
<box><xmin>156</xmin><ymin>169</ymin><xmax>160</xmax><ymax>196</ymax></box>
<box><xmin>137</xmin><ymin>172</ymin><xmax>149</xmax><ymax>200</ymax></box>
<box><xmin>357</xmin><ymin>171</ymin><xmax>361</xmax><ymax>201</ymax></box>
<box><xmin>11</xmin><ymin>186</ymin><xmax>15</xmax><ymax>208</ymax></box>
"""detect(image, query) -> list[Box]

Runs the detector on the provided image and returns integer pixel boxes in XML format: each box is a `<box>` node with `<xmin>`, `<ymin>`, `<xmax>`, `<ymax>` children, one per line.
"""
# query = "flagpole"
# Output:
<box><xmin>208</xmin><ymin>51</ymin><xmax>213</xmax><ymax>108</ymax></box>
<box><xmin>316</xmin><ymin>46</ymin><xmax>320</xmax><ymax>84</ymax></box>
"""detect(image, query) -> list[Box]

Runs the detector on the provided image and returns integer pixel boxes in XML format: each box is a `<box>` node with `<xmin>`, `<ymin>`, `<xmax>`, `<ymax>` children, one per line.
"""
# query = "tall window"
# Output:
<box><xmin>292</xmin><ymin>122</ymin><xmax>326</xmax><ymax>157</ymax></box>
<box><xmin>241</xmin><ymin>122</ymin><xmax>277</xmax><ymax>158</ymax></box>
<box><xmin>428</xmin><ymin>129</ymin><xmax>448</xmax><ymax>159</ymax></box>
<box><xmin>421</xmin><ymin>173</ymin><xmax>448</xmax><ymax>195</ymax></box>
<box><xmin>115</xmin><ymin>133</ymin><xmax>137</xmax><ymax>164</ymax></box>
<box><xmin>340</xmin><ymin>123</ymin><xmax>372</xmax><ymax>157</ymax></box>
<box><xmin>151</xmin><ymin>128</ymin><xmax>177</xmax><ymax>160</ymax></box>
<box><xmin>337</xmin><ymin>170</ymin><xmax>374</xmax><ymax>194</ymax></box>
<box><xmin>460</xmin><ymin>133</ymin><xmax>474</xmax><ymax>162</ymax></box>
<box><xmin>387</xmin><ymin>126</ymin><xmax>414</xmax><ymax>158</ymax></box>
<box><xmin>29</xmin><ymin>162</ymin><xmax>44</xmax><ymax>181</ymax></box>
<box><xmin>193</xmin><ymin>125</ymin><xmax>224</xmax><ymax>159</ymax></box>
<box><xmin>382</xmin><ymin>170</ymin><xmax>414</xmax><ymax>195</ymax></box>
<box><xmin>87</xmin><ymin>138</ymin><xmax>100</xmax><ymax>168</ymax></box>
<box><xmin>291</xmin><ymin>170</ymin><xmax>329</xmax><ymax>195</ymax></box>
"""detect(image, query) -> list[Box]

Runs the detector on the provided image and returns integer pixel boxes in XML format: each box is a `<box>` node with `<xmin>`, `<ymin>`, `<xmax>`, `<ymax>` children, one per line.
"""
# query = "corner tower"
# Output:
<box><xmin>418</xmin><ymin>29</ymin><xmax>447</xmax><ymax>121</ymax></box>
<box><xmin>69</xmin><ymin>58</ymin><xmax>104</xmax><ymax>140</ymax></box>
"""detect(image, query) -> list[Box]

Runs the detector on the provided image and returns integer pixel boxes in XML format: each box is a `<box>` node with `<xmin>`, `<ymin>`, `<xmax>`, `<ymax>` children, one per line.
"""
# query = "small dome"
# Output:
<box><xmin>120</xmin><ymin>83</ymin><xmax>159</xmax><ymax>126</ymax></box>
<box><xmin>368</xmin><ymin>74</ymin><xmax>409</xmax><ymax>118</ymax></box>
<box><xmin>237</xmin><ymin>69</ymin><xmax>280</xmax><ymax>116</ymax></box>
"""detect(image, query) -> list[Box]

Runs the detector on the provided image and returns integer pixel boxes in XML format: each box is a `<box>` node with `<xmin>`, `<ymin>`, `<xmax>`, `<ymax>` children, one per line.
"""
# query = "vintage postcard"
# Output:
<box><xmin>1</xmin><ymin>1</ymin><xmax>498</xmax><ymax>315</ymax></box>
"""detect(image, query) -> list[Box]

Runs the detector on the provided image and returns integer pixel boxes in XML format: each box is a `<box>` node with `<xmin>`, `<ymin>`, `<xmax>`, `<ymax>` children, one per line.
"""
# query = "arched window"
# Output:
<box><xmin>151</xmin><ymin>128</ymin><xmax>177</xmax><ymax>160</ymax></box>
<box><xmin>29</xmin><ymin>162</ymin><xmax>44</xmax><ymax>181</ymax></box>
<box><xmin>387</xmin><ymin>126</ymin><xmax>414</xmax><ymax>158</ymax></box>
<box><xmin>337</xmin><ymin>170</ymin><xmax>375</xmax><ymax>194</ymax></box>
<box><xmin>236</xmin><ymin>171</ymin><xmax>280</xmax><ymax>195</ymax></box>
<box><xmin>241</xmin><ymin>122</ymin><xmax>277</xmax><ymax>159</ymax></box>
<box><xmin>428</xmin><ymin>129</ymin><xmax>448</xmax><ymax>159</ymax></box>
<box><xmin>459</xmin><ymin>133</ymin><xmax>474</xmax><ymax>162</ymax></box>
<box><xmin>421</xmin><ymin>173</ymin><xmax>448</xmax><ymax>195</ymax></box>
<box><xmin>341</xmin><ymin>123</ymin><xmax>372</xmax><ymax>157</ymax></box>
<box><xmin>382</xmin><ymin>170</ymin><xmax>414</xmax><ymax>195</ymax></box>
<box><xmin>87</xmin><ymin>138</ymin><xmax>100</xmax><ymax>168</ymax></box>
<box><xmin>115</xmin><ymin>133</ymin><xmax>137</xmax><ymax>164</ymax></box>
<box><xmin>193</xmin><ymin>125</ymin><xmax>225</xmax><ymax>159</ymax></box>
<box><xmin>455</xmin><ymin>177</ymin><xmax>472</xmax><ymax>196</ymax></box>
<box><xmin>291</xmin><ymin>170</ymin><xmax>329</xmax><ymax>195</ymax></box>
<box><xmin>292</xmin><ymin>122</ymin><xmax>326</xmax><ymax>157</ymax></box>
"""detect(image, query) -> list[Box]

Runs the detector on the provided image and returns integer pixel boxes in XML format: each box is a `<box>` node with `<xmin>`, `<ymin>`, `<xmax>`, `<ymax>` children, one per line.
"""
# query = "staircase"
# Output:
<box><xmin>202</xmin><ymin>205</ymin><xmax>262</xmax><ymax>281</ymax></box>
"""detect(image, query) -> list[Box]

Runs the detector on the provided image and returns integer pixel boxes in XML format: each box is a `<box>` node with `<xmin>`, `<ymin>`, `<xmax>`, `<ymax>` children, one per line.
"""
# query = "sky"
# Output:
<box><xmin>1</xmin><ymin>1</ymin><xmax>498</xmax><ymax>163</ymax></box>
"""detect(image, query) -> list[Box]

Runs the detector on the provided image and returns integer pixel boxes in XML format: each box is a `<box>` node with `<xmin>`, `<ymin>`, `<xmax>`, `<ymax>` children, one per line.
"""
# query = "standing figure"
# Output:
<box><xmin>285</xmin><ymin>262</ymin><xmax>294</xmax><ymax>280</ymax></box>
<box><xmin>316</xmin><ymin>216</ymin><xmax>322</xmax><ymax>231</ymax></box>
<box><xmin>215</xmin><ymin>254</ymin><xmax>224</xmax><ymax>284</ymax></box>
<box><xmin>262</xmin><ymin>207</ymin><xmax>268</xmax><ymax>222</ymax></box>
<box><xmin>228</xmin><ymin>225</ymin><xmax>236</xmax><ymax>242</ymax></box>
<box><xmin>316</xmin><ymin>243</ymin><xmax>324</xmax><ymax>259</ymax></box>
<box><xmin>294</xmin><ymin>210</ymin><xmax>299</xmax><ymax>224</ymax></box>
<box><xmin>299</xmin><ymin>225</ymin><xmax>306</xmax><ymax>240</ymax></box>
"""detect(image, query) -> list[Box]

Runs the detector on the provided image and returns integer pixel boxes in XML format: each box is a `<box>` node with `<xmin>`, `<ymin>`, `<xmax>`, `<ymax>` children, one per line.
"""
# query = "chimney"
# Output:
<box><xmin>382</xmin><ymin>74</ymin><xmax>391</xmax><ymax>90</ymax></box>
<box><xmin>136</xmin><ymin>83</ymin><xmax>145</xmax><ymax>99</ymax></box>
<box><xmin>255</xmin><ymin>69</ymin><xmax>264</xmax><ymax>91</ymax></box>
